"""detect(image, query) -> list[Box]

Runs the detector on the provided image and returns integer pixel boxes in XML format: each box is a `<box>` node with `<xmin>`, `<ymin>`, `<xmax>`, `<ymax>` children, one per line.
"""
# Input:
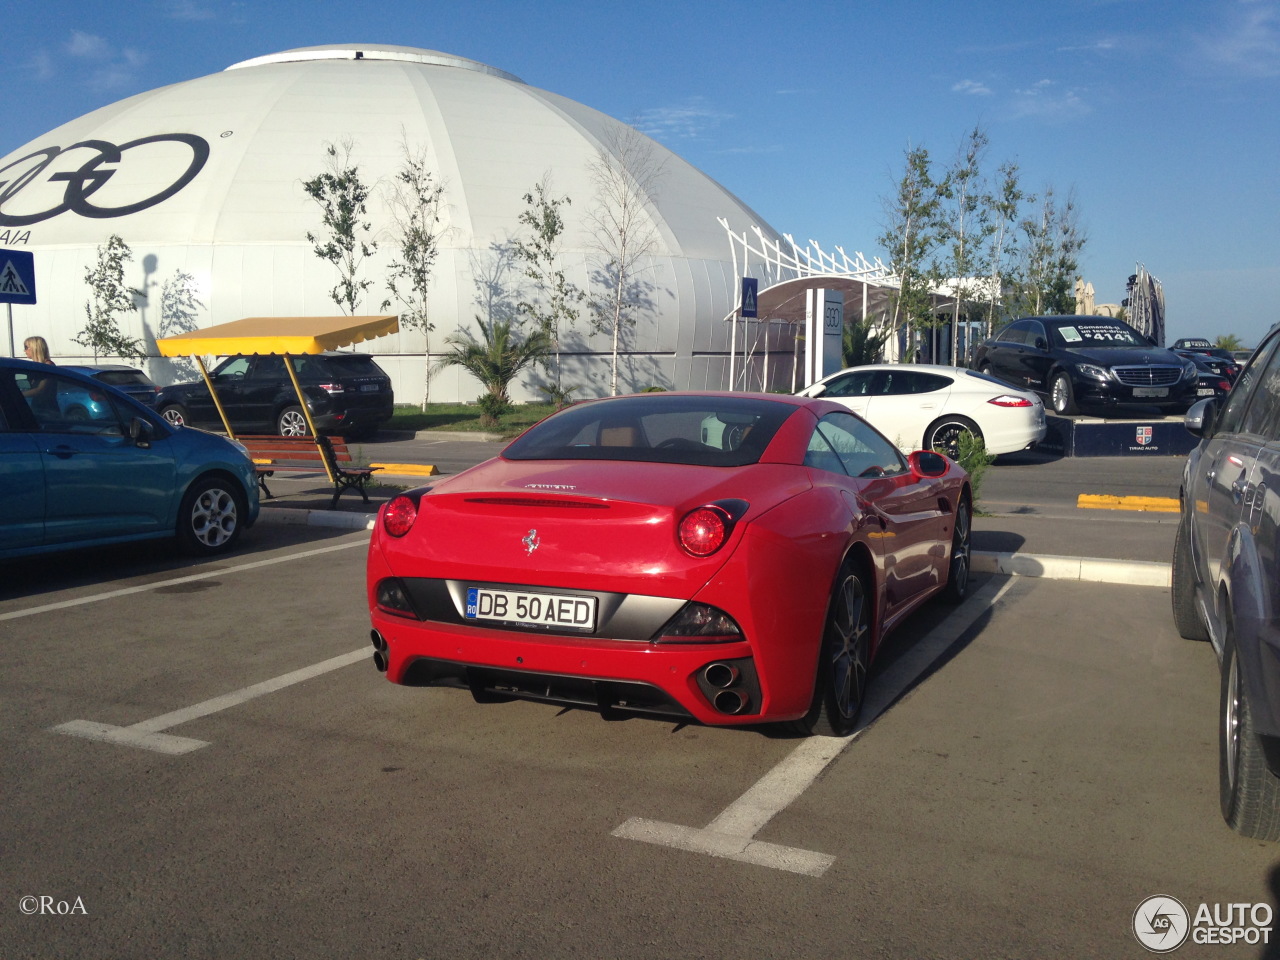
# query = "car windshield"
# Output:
<box><xmin>503</xmin><ymin>395</ymin><xmax>796</xmax><ymax>466</ymax></box>
<box><xmin>1051</xmin><ymin>322</ymin><xmax>1145</xmax><ymax>348</ymax></box>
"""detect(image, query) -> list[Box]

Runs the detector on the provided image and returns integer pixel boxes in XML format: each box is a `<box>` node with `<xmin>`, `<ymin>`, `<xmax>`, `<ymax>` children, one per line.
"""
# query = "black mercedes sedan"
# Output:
<box><xmin>971</xmin><ymin>315</ymin><xmax>1199</xmax><ymax>415</ymax></box>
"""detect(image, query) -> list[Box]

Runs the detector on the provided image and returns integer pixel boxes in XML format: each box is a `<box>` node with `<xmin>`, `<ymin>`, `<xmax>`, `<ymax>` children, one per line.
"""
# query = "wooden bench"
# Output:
<box><xmin>237</xmin><ymin>435</ymin><xmax>382</xmax><ymax>509</ymax></box>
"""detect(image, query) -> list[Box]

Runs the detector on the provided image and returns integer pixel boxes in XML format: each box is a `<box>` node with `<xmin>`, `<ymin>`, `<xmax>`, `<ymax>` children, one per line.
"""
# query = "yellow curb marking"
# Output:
<box><xmin>370</xmin><ymin>462</ymin><xmax>439</xmax><ymax>477</ymax></box>
<box><xmin>1077</xmin><ymin>494</ymin><xmax>1178</xmax><ymax>513</ymax></box>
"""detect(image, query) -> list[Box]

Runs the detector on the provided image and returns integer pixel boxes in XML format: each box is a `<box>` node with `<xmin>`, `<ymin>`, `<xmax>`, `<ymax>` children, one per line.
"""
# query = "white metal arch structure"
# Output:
<box><xmin>718</xmin><ymin>220</ymin><xmax>901</xmax><ymax>389</ymax></box>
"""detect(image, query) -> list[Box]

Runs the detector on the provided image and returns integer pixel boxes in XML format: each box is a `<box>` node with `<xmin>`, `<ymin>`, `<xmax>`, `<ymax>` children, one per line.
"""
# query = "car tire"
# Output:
<box><xmin>1050</xmin><ymin>372</ymin><xmax>1077</xmax><ymax>415</ymax></box>
<box><xmin>1171</xmin><ymin>513</ymin><xmax>1210</xmax><ymax>641</ymax></box>
<box><xmin>1220</xmin><ymin>626</ymin><xmax>1280</xmax><ymax>840</ymax></box>
<box><xmin>276</xmin><ymin>405</ymin><xmax>308</xmax><ymax>437</ymax></box>
<box><xmin>924</xmin><ymin>416</ymin><xmax>982</xmax><ymax>461</ymax></box>
<box><xmin>176</xmin><ymin>476</ymin><xmax>245</xmax><ymax>556</ymax></box>
<box><xmin>160</xmin><ymin>403</ymin><xmax>189</xmax><ymax>428</ymax></box>
<box><xmin>796</xmin><ymin>561</ymin><xmax>872</xmax><ymax>737</ymax></box>
<box><xmin>940</xmin><ymin>494</ymin><xmax>971</xmax><ymax>605</ymax></box>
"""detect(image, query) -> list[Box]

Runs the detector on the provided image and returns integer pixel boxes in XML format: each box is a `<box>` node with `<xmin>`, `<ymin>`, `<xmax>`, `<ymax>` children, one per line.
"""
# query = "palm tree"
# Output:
<box><xmin>435</xmin><ymin>319</ymin><xmax>552</xmax><ymax>425</ymax></box>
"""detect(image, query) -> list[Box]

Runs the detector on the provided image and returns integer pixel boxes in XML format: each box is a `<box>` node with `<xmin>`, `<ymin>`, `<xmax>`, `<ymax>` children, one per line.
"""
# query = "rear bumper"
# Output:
<box><xmin>369</xmin><ymin>609</ymin><xmax>776</xmax><ymax>726</ymax></box>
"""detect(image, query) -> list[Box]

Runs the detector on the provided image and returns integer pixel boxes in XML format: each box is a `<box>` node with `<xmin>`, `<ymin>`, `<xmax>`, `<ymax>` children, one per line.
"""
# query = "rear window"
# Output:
<box><xmin>93</xmin><ymin>370</ymin><xmax>152</xmax><ymax>388</ymax></box>
<box><xmin>314</xmin><ymin>355</ymin><xmax>388</xmax><ymax>378</ymax></box>
<box><xmin>503</xmin><ymin>395</ymin><xmax>797</xmax><ymax>466</ymax></box>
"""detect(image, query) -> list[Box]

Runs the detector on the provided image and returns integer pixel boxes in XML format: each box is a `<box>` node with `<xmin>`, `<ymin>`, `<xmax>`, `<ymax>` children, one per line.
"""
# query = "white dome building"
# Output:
<box><xmin>0</xmin><ymin>44</ymin><xmax>794</xmax><ymax>401</ymax></box>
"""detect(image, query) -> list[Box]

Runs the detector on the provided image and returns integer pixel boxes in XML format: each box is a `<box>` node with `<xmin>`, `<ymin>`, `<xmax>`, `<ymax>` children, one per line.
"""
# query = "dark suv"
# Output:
<box><xmin>1172</xmin><ymin>321</ymin><xmax>1280</xmax><ymax>840</ymax></box>
<box><xmin>156</xmin><ymin>352</ymin><xmax>393</xmax><ymax>439</ymax></box>
<box><xmin>971</xmin><ymin>315</ymin><xmax>1198</xmax><ymax>415</ymax></box>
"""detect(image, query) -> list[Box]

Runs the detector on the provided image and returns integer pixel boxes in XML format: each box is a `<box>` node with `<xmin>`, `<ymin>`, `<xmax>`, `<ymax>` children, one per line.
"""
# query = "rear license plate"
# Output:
<box><xmin>1132</xmin><ymin>387</ymin><xmax>1168</xmax><ymax>398</ymax></box>
<box><xmin>465</xmin><ymin>587</ymin><xmax>597</xmax><ymax>632</ymax></box>
<box><xmin>360</xmin><ymin>383</ymin><xmax>381</xmax><ymax>392</ymax></box>
<box><xmin>1197</xmin><ymin>388</ymin><xmax>1216</xmax><ymax>396</ymax></box>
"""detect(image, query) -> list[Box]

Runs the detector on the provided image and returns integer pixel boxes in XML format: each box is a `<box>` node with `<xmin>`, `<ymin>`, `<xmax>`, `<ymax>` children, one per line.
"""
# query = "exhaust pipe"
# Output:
<box><xmin>370</xmin><ymin>630</ymin><xmax>388</xmax><ymax>673</ymax></box>
<box><xmin>712</xmin><ymin>689</ymin><xmax>748</xmax><ymax>714</ymax></box>
<box><xmin>703</xmin><ymin>662</ymin><xmax>740</xmax><ymax>689</ymax></box>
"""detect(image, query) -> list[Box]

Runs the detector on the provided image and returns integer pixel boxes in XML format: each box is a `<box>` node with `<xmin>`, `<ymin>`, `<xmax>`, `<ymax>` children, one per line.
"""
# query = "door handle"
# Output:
<box><xmin>1231</xmin><ymin>477</ymin><xmax>1249</xmax><ymax>504</ymax></box>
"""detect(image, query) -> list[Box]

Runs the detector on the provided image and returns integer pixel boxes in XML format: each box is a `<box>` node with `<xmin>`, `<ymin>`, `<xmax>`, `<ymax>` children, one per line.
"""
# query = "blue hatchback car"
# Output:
<box><xmin>1</xmin><ymin>357</ymin><xmax>259</xmax><ymax>559</ymax></box>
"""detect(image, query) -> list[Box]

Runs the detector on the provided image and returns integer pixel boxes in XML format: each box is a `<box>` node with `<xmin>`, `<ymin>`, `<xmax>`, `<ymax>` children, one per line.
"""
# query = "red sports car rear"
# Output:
<box><xmin>367</xmin><ymin>392</ymin><xmax>971</xmax><ymax>735</ymax></box>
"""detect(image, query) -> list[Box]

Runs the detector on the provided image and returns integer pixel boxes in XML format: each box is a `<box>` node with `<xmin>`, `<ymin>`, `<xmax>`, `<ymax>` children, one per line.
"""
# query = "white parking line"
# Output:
<box><xmin>52</xmin><ymin>648</ymin><xmax>369</xmax><ymax>754</ymax></box>
<box><xmin>613</xmin><ymin>575</ymin><xmax>1017</xmax><ymax>877</ymax></box>
<box><xmin>1</xmin><ymin>540</ymin><xmax>365</xmax><ymax>622</ymax></box>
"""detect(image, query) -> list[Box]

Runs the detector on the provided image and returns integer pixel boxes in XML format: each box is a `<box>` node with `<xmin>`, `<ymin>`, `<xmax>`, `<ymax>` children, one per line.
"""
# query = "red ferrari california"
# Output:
<box><xmin>367</xmin><ymin>392</ymin><xmax>972</xmax><ymax>736</ymax></box>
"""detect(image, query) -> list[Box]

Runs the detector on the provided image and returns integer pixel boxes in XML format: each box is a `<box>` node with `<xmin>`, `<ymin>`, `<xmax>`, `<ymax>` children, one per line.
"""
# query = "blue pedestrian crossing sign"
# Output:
<box><xmin>741</xmin><ymin>277</ymin><xmax>758</xmax><ymax>318</ymax></box>
<box><xmin>0</xmin><ymin>249</ymin><xmax>36</xmax><ymax>305</ymax></box>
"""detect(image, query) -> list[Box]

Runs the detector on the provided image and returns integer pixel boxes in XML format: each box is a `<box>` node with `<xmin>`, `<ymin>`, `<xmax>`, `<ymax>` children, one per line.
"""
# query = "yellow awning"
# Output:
<box><xmin>155</xmin><ymin>315</ymin><xmax>399</xmax><ymax>357</ymax></box>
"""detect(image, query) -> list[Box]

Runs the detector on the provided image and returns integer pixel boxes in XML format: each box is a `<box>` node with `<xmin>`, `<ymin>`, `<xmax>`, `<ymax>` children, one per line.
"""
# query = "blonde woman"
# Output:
<box><xmin>23</xmin><ymin>335</ymin><xmax>53</xmax><ymax>365</ymax></box>
<box><xmin>21</xmin><ymin>335</ymin><xmax>57</xmax><ymax>411</ymax></box>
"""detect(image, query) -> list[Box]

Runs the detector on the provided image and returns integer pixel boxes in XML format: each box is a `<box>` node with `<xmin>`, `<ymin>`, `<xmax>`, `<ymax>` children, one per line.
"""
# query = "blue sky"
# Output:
<box><xmin>4</xmin><ymin>0</ymin><xmax>1278</xmax><ymax>346</ymax></box>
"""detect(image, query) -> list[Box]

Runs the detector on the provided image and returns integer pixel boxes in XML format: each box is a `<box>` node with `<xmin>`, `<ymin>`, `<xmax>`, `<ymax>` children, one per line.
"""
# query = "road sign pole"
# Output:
<box><xmin>6</xmin><ymin>303</ymin><xmax>13</xmax><ymax>357</ymax></box>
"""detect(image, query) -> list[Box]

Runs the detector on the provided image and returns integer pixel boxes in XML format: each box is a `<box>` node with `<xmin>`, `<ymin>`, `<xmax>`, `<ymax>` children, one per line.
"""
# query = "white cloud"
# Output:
<box><xmin>1199</xmin><ymin>0</ymin><xmax>1280</xmax><ymax>77</ymax></box>
<box><xmin>631</xmin><ymin>98</ymin><xmax>732</xmax><ymax>142</ymax></box>
<box><xmin>66</xmin><ymin>31</ymin><xmax>109</xmax><ymax>60</ymax></box>
<box><xmin>952</xmin><ymin>79</ymin><xmax>993</xmax><ymax>96</ymax></box>
<box><xmin>62</xmin><ymin>31</ymin><xmax>147</xmax><ymax>90</ymax></box>
<box><xmin>1008</xmin><ymin>79</ymin><xmax>1091</xmax><ymax>121</ymax></box>
<box><xmin>167</xmin><ymin>0</ymin><xmax>219</xmax><ymax>20</ymax></box>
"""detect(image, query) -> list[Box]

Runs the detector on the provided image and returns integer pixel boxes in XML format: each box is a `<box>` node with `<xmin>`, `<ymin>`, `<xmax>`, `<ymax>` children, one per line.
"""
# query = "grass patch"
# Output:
<box><xmin>390</xmin><ymin>402</ymin><xmax>557</xmax><ymax>438</ymax></box>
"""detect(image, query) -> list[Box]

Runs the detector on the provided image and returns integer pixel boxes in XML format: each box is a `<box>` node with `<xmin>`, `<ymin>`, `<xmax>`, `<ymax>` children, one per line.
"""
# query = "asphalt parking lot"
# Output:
<box><xmin>4</xmin><ymin>449</ymin><xmax>1277</xmax><ymax>959</ymax></box>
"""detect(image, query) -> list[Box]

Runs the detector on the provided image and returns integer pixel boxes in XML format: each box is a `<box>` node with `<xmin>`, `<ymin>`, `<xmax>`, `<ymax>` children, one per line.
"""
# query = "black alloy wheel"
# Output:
<box><xmin>1220</xmin><ymin>626</ymin><xmax>1280</xmax><ymax>840</ymax></box>
<box><xmin>940</xmin><ymin>495</ymin><xmax>972</xmax><ymax>604</ymax></box>
<box><xmin>925</xmin><ymin>418</ymin><xmax>981</xmax><ymax>461</ymax></box>
<box><xmin>798</xmin><ymin>564</ymin><xmax>872</xmax><ymax>737</ymax></box>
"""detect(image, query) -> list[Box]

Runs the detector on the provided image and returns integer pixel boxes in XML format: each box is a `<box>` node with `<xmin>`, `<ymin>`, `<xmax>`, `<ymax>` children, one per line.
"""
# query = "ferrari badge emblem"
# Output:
<box><xmin>522</xmin><ymin>529</ymin><xmax>540</xmax><ymax>555</ymax></box>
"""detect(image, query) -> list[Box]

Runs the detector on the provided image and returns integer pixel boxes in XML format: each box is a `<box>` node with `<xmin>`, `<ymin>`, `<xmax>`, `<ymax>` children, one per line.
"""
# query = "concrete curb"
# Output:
<box><xmin>971</xmin><ymin>551</ymin><xmax>1171</xmax><ymax>587</ymax></box>
<box><xmin>257</xmin><ymin>507</ymin><xmax>1175</xmax><ymax>587</ymax></box>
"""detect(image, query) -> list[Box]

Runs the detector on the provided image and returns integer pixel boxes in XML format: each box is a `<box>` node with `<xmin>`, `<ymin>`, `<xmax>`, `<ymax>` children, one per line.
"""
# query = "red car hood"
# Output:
<box><xmin>377</xmin><ymin>457</ymin><xmax>811</xmax><ymax>597</ymax></box>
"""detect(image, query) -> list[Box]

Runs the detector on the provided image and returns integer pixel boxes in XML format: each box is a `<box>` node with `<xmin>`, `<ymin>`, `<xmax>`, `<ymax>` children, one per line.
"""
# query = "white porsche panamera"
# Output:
<box><xmin>797</xmin><ymin>364</ymin><xmax>1046</xmax><ymax>458</ymax></box>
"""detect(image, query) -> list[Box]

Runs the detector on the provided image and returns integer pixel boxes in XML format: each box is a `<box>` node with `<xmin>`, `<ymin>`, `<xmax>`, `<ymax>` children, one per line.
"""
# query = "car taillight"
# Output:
<box><xmin>383</xmin><ymin>495</ymin><xmax>419</xmax><ymax>537</ymax></box>
<box><xmin>318</xmin><ymin>382</ymin><xmax>345</xmax><ymax>394</ymax></box>
<box><xmin>677</xmin><ymin>499</ymin><xmax>748</xmax><ymax>557</ymax></box>
<box><xmin>987</xmin><ymin>395</ymin><xmax>1033</xmax><ymax>407</ymax></box>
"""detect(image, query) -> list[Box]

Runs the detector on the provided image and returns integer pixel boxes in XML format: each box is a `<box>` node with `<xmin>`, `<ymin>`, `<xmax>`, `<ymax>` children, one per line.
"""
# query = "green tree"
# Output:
<box><xmin>878</xmin><ymin>144</ymin><xmax>944</xmax><ymax>358</ymax></box>
<box><xmin>1006</xmin><ymin>185</ymin><xmax>1086</xmax><ymax>317</ymax></box>
<box><xmin>980</xmin><ymin>160</ymin><xmax>1025</xmax><ymax>335</ymax></box>
<box><xmin>303</xmin><ymin>138</ymin><xmax>377</xmax><ymax>315</ymax></box>
<box><xmin>77</xmin><ymin>234</ymin><xmax>145</xmax><ymax>362</ymax></box>
<box><xmin>1215</xmin><ymin>334</ymin><xmax>1245</xmax><ymax>352</ymax></box>
<box><xmin>842</xmin><ymin>320</ymin><xmax>888</xmax><ymax>367</ymax></box>
<box><xmin>435</xmin><ymin>319</ymin><xmax>553</xmax><ymax>426</ymax></box>
<box><xmin>585</xmin><ymin>124</ymin><xmax>665</xmax><ymax>396</ymax></box>
<box><xmin>934</xmin><ymin>126</ymin><xmax>994</xmax><ymax>364</ymax></box>
<box><xmin>381</xmin><ymin>138</ymin><xmax>446</xmax><ymax>408</ymax></box>
<box><xmin>157</xmin><ymin>268</ymin><xmax>204</xmax><ymax>379</ymax></box>
<box><xmin>513</xmin><ymin>177</ymin><xmax>584</xmax><ymax>403</ymax></box>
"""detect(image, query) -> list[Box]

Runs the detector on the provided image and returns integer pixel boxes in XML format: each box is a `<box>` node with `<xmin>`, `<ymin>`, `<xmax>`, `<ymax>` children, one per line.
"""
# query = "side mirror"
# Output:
<box><xmin>908</xmin><ymin>449</ymin><xmax>950</xmax><ymax>477</ymax></box>
<box><xmin>130</xmin><ymin>417</ymin><xmax>155</xmax><ymax>448</ymax></box>
<box><xmin>1184</xmin><ymin>398</ymin><xmax>1217</xmax><ymax>439</ymax></box>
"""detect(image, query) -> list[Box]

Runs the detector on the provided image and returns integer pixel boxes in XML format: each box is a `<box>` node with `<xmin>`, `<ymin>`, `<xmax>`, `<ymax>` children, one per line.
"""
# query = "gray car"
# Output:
<box><xmin>1172</xmin><ymin>321</ymin><xmax>1280</xmax><ymax>840</ymax></box>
